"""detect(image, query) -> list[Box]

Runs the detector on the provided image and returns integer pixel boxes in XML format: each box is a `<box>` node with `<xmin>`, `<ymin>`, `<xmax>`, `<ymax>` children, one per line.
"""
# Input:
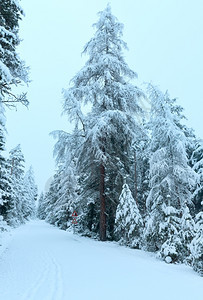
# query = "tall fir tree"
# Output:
<box><xmin>144</xmin><ymin>85</ymin><xmax>197</xmax><ymax>262</ymax></box>
<box><xmin>63</xmin><ymin>4</ymin><xmax>145</xmax><ymax>240</ymax></box>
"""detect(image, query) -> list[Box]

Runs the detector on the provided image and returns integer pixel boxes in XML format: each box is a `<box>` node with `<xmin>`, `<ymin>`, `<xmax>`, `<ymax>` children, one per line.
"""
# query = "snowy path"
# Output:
<box><xmin>0</xmin><ymin>220</ymin><xmax>202</xmax><ymax>300</ymax></box>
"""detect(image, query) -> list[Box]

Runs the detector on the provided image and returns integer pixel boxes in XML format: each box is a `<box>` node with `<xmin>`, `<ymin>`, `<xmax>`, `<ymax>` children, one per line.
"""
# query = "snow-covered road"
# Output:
<box><xmin>0</xmin><ymin>220</ymin><xmax>202</xmax><ymax>300</ymax></box>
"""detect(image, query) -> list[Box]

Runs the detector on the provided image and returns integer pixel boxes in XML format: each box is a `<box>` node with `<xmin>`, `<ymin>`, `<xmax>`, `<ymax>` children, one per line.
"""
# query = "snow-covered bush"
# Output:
<box><xmin>158</xmin><ymin>234</ymin><xmax>183</xmax><ymax>263</ymax></box>
<box><xmin>0</xmin><ymin>216</ymin><xmax>9</xmax><ymax>232</ymax></box>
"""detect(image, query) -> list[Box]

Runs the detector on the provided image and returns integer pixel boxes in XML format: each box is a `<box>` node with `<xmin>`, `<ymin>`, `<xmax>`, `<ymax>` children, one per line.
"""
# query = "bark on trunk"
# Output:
<box><xmin>100</xmin><ymin>162</ymin><xmax>106</xmax><ymax>241</ymax></box>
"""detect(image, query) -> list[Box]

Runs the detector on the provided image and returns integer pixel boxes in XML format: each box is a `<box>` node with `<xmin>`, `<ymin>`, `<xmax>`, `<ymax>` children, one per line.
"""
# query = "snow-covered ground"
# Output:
<box><xmin>0</xmin><ymin>220</ymin><xmax>202</xmax><ymax>300</ymax></box>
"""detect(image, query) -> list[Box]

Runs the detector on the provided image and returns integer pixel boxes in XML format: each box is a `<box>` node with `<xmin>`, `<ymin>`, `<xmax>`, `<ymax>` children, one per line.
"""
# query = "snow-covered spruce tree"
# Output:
<box><xmin>37</xmin><ymin>192</ymin><xmax>46</xmax><ymax>220</ymax></box>
<box><xmin>7</xmin><ymin>144</ymin><xmax>26</xmax><ymax>225</ymax></box>
<box><xmin>44</xmin><ymin>158</ymin><xmax>77</xmax><ymax>230</ymax></box>
<box><xmin>48</xmin><ymin>161</ymin><xmax>77</xmax><ymax>230</ymax></box>
<box><xmin>63</xmin><ymin>5</ymin><xmax>145</xmax><ymax>240</ymax></box>
<box><xmin>45</xmin><ymin>171</ymin><xmax>62</xmax><ymax>225</ymax></box>
<box><xmin>22</xmin><ymin>166</ymin><xmax>37</xmax><ymax>220</ymax></box>
<box><xmin>0</xmin><ymin>0</ymin><xmax>29</xmax><ymax>107</ymax></box>
<box><xmin>190</xmin><ymin>210</ymin><xmax>203</xmax><ymax>276</ymax></box>
<box><xmin>165</xmin><ymin>94</ymin><xmax>199</xmax><ymax>215</ymax></box>
<box><xmin>46</xmin><ymin>130</ymin><xmax>79</xmax><ymax>230</ymax></box>
<box><xmin>143</xmin><ymin>84</ymin><xmax>196</xmax><ymax>263</ymax></box>
<box><xmin>191</xmin><ymin>139</ymin><xmax>203</xmax><ymax>213</ymax></box>
<box><xmin>179</xmin><ymin>204</ymin><xmax>195</xmax><ymax>260</ymax></box>
<box><xmin>114</xmin><ymin>183</ymin><xmax>143</xmax><ymax>248</ymax></box>
<box><xmin>0</xmin><ymin>101</ymin><xmax>12</xmax><ymax>225</ymax></box>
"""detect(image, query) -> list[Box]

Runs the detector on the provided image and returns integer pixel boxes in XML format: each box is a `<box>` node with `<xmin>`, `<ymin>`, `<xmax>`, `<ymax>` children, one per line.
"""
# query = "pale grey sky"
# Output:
<box><xmin>5</xmin><ymin>0</ymin><xmax>203</xmax><ymax>192</ymax></box>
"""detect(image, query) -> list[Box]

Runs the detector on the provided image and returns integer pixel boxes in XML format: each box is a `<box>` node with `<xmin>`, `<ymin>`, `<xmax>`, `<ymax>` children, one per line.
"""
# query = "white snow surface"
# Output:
<box><xmin>0</xmin><ymin>220</ymin><xmax>202</xmax><ymax>300</ymax></box>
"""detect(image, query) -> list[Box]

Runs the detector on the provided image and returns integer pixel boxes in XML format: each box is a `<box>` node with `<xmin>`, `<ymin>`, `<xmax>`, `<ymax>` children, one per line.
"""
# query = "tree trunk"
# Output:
<box><xmin>100</xmin><ymin>161</ymin><xmax>106</xmax><ymax>241</ymax></box>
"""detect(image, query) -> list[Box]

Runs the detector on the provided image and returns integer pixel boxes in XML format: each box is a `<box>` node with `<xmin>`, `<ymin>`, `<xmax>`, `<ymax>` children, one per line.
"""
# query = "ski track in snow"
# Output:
<box><xmin>0</xmin><ymin>220</ymin><xmax>202</xmax><ymax>300</ymax></box>
<box><xmin>0</xmin><ymin>221</ymin><xmax>65</xmax><ymax>300</ymax></box>
<box><xmin>21</xmin><ymin>252</ymin><xmax>64</xmax><ymax>300</ymax></box>
<box><xmin>21</xmin><ymin>253</ymin><xmax>50</xmax><ymax>300</ymax></box>
<box><xmin>21</xmin><ymin>251</ymin><xmax>64</xmax><ymax>300</ymax></box>
<box><xmin>49</xmin><ymin>254</ymin><xmax>64</xmax><ymax>300</ymax></box>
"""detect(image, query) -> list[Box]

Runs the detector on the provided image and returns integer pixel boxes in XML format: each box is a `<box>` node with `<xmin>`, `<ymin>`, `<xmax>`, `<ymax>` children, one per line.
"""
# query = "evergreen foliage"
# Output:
<box><xmin>5</xmin><ymin>145</ymin><xmax>37</xmax><ymax>226</ymax></box>
<box><xmin>0</xmin><ymin>0</ymin><xmax>35</xmax><ymax>232</ymax></box>
<box><xmin>42</xmin><ymin>5</ymin><xmax>203</xmax><ymax>276</ymax></box>
<box><xmin>0</xmin><ymin>0</ymin><xmax>29</xmax><ymax>107</ymax></box>
<box><xmin>22</xmin><ymin>166</ymin><xmax>37</xmax><ymax>219</ymax></box>
<box><xmin>44</xmin><ymin>171</ymin><xmax>61</xmax><ymax>225</ymax></box>
<box><xmin>46</xmin><ymin>162</ymin><xmax>77</xmax><ymax>230</ymax></box>
<box><xmin>114</xmin><ymin>183</ymin><xmax>143</xmax><ymax>248</ymax></box>
<box><xmin>6</xmin><ymin>144</ymin><xmax>25</xmax><ymax>225</ymax></box>
<box><xmin>191</xmin><ymin>139</ymin><xmax>203</xmax><ymax>213</ymax></box>
<box><xmin>144</xmin><ymin>85</ymin><xmax>196</xmax><ymax>262</ymax></box>
<box><xmin>134</xmin><ymin>140</ymin><xmax>150</xmax><ymax>215</ymax></box>
<box><xmin>179</xmin><ymin>205</ymin><xmax>195</xmax><ymax>259</ymax></box>
<box><xmin>62</xmin><ymin>4</ymin><xmax>145</xmax><ymax>239</ymax></box>
<box><xmin>190</xmin><ymin>211</ymin><xmax>203</xmax><ymax>276</ymax></box>
<box><xmin>37</xmin><ymin>192</ymin><xmax>46</xmax><ymax>220</ymax></box>
<box><xmin>0</xmin><ymin>102</ymin><xmax>12</xmax><ymax>223</ymax></box>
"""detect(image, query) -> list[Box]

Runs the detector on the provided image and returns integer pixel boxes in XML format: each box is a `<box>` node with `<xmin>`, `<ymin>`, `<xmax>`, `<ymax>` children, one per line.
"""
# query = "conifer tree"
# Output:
<box><xmin>144</xmin><ymin>85</ymin><xmax>196</xmax><ymax>262</ymax></box>
<box><xmin>7</xmin><ymin>144</ymin><xmax>25</xmax><ymax>225</ymax></box>
<box><xmin>156</xmin><ymin>200</ymin><xmax>183</xmax><ymax>263</ymax></box>
<box><xmin>0</xmin><ymin>0</ymin><xmax>29</xmax><ymax>107</ymax></box>
<box><xmin>47</xmin><ymin>130</ymin><xmax>79</xmax><ymax>229</ymax></box>
<box><xmin>0</xmin><ymin>101</ymin><xmax>12</xmax><ymax>223</ymax></box>
<box><xmin>45</xmin><ymin>171</ymin><xmax>61</xmax><ymax>225</ymax></box>
<box><xmin>191</xmin><ymin>139</ymin><xmax>203</xmax><ymax>213</ymax></box>
<box><xmin>0</xmin><ymin>0</ymin><xmax>29</xmax><ymax>227</ymax></box>
<box><xmin>63</xmin><ymin>4</ymin><xmax>145</xmax><ymax>240</ymax></box>
<box><xmin>179</xmin><ymin>204</ymin><xmax>195</xmax><ymax>260</ymax></box>
<box><xmin>164</xmin><ymin>95</ymin><xmax>201</xmax><ymax>215</ymax></box>
<box><xmin>190</xmin><ymin>210</ymin><xmax>203</xmax><ymax>276</ymax></box>
<box><xmin>158</xmin><ymin>202</ymin><xmax>194</xmax><ymax>263</ymax></box>
<box><xmin>114</xmin><ymin>183</ymin><xmax>143</xmax><ymax>248</ymax></box>
<box><xmin>37</xmin><ymin>192</ymin><xmax>46</xmax><ymax>220</ymax></box>
<box><xmin>48</xmin><ymin>161</ymin><xmax>77</xmax><ymax>230</ymax></box>
<box><xmin>22</xmin><ymin>166</ymin><xmax>37</xmax><ymax>219</ymax></box>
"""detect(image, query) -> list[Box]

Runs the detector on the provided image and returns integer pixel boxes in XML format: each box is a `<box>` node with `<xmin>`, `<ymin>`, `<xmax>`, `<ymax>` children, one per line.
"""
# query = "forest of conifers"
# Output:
<box><xmin>0</xmin><ymin>2</ymin><xmax>202</xmax><ymax>276</ymax></box>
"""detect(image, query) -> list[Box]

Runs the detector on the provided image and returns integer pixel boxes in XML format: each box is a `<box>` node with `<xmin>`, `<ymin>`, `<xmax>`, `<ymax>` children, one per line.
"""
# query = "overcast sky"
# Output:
<box><xmin>5</xmin><ymin>0</ymin><xmax>203</xmax><ymax>192</ymax></box>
